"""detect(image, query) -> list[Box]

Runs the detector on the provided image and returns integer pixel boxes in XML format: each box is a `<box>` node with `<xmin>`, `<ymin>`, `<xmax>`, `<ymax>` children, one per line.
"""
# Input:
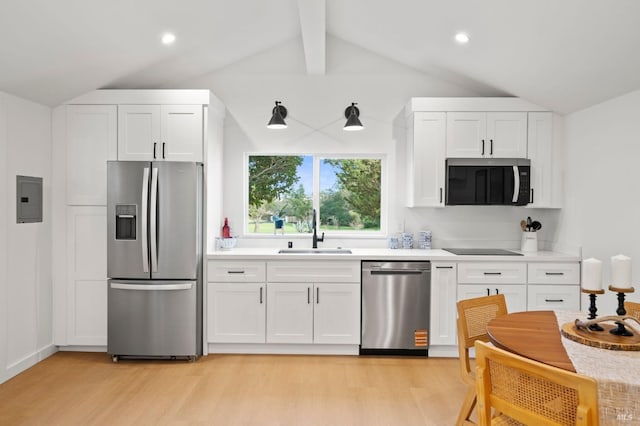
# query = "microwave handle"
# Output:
<box><xmin>512</xmin><ymin>166</ymin><xmax>520</xmax><ymax>203</ymax></box>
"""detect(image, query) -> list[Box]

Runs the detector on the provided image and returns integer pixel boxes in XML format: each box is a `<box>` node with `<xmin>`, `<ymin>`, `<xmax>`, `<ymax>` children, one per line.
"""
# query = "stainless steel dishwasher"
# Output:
<box><xmin>360</xmin><ymin>261</ymin><xmax>431</xmax><ymax>356</ymax></box>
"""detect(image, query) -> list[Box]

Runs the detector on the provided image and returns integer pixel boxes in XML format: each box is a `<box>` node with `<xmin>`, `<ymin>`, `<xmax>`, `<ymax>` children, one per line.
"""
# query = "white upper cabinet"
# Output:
<box><xmin>406</xmin><ymin>112</ymin><xmax>446</xmax><ymax>207</ymax></box>
<box><xmin>447</xmin><ymin>112</ymin><xmax>527</xmax><ymax>158</ymax></box>
<box><xmin>118</xmin><ymin>105</ymin><xmax>203</xmax><ymax>162</ymax></box>
<box><xmin>527</xmin><ymin>112</ymin><xmax>561</xmax><ymax>208</ymax></box>
<box><xmin>66</xmin><ymin>105</ymin><xmax>117</xmax><ymax>205</ymax></box>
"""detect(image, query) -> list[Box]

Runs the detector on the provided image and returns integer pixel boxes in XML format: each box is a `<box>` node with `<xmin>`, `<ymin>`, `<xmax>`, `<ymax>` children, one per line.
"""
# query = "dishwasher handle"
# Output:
<box><xmin>369</xmin><ymin>269</ymin><xmax>427</xmax><ymax>275</ymax></box>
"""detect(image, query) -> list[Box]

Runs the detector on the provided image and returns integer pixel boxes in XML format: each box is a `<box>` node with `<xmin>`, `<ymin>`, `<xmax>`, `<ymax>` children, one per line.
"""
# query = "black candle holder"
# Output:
<box><xmin>581</xmin><ymin>288</ymin><xmax>605</xmax><ymax>331</ymax></box>
<box><xmin>608</xmin><ymin>285</ymin><xmax>635</xmax><ymax>337</ymax></box>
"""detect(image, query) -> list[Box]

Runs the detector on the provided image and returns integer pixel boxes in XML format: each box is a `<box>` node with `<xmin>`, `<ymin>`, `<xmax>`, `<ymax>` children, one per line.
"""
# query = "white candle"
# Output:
<box><xmin>611</xmin><ymin>254</ymin><xmax>632</xmax><ymax>289</ymax></box>
<box><xmin>582</xmin><ymin>258</ymin><xmax>603</xmax><ymax>291</ymax></box>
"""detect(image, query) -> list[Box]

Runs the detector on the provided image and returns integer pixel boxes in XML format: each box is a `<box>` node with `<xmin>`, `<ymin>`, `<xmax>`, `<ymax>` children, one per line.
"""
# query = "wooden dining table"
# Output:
<box><xmin>487</xmin><ymin>310</ymin><xmax>640</xmax><ymax>425</ymax></box>
<box><xmin>486</xmin><ymin>310</ymin><xmax>576</xmax><ymax>372</ymax></box>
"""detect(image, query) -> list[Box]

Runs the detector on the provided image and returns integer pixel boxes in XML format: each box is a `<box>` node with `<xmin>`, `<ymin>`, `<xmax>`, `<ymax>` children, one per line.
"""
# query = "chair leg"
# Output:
<box><xmin>456</xmin><ymin>384</ymin><xmax>477</xmax><ymax>426</ymax></box>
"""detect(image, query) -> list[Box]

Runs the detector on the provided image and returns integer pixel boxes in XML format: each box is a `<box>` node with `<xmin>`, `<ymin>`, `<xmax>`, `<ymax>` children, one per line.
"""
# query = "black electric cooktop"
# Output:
<box><xmin>443</xmin><ymin>248</ymin><xmax>523</xmax><ymax>256</ymax></box>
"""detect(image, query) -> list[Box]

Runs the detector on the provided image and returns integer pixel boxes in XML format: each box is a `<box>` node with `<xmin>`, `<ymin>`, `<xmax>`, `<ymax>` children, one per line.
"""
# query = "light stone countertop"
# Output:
<box><xmin>207</xmin><ymin>248</ymin><xmax>580</xmax><ymax>262</ymax></box>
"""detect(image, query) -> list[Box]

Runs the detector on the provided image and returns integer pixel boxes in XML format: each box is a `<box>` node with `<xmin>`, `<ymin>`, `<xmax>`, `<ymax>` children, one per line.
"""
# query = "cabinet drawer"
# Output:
<box><xmin>267</xmin><ymin>261</ymin><xmax>360</xmax><ymax>283</ymax></box>
<box><xmin>527</xmin><ymin>285</ymin><xmax>580</xmax><ymax>311</ymax></box>
<box><xmin>457</xmin><ymin>262</ymin><xmax>526</xmax><ymax>284</ymax></box>
<box><xmin>527</xmin><ymin>263</ymin><xmax>580</xmax><ymax>285</ymax></box>
<box><xmin>207</xmin><ymin>260</ymin><xmax>266</xmax><ymax>282</ymax></box>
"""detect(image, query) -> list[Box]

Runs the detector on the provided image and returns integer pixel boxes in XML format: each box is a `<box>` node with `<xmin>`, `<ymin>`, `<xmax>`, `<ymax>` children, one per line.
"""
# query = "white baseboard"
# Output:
<box><xmin>1</xmin><ymin>344</ymin><xmax>58</xmax><ymax>385</ymax></box>
<box><xmin>57</xmin><ymin>345</ymin><xmax>107</xmax><ymax>352</ymax></box>
<box><xmin>426</xmin><ymin>345</ymin><xmax>458</xmax><ymax>358</ymax></box>
<box><xmin>207</xmin><ymin>343</ymin><xmax>359</xmax><ymax>355</ymax></box>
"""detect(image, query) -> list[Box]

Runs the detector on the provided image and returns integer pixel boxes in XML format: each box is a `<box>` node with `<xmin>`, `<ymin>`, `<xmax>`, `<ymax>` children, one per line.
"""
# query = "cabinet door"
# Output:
<box><xmin>161</xmin><ymin>105</ymin><xmax>203</xmax><ymax>162</ymax></box>
<box><xmin>457</xmin><ymin>284</ymin><xmax>527</xmax><ymax>313</ymax></box>
<box><xmin>486</xmin><ymin>112</ymin><xmax>527</xmax><ymax>158</ymax></box>
<box><xmin>313</xmin><ymin>283</ymin><xmax>360</xmax><ymax>344</ymax></box>
<box><xmin>407</xmin><ymin>112</ymin><xmax>446</xmax><ymax>207</ymax></box>
<box><xmin>208</xmin><ymin>283</ymin><xmax>265</xmax><ymax>343</ymax></box>
<box><xmin>430</xmin><ymin>263</ymin><xmax>457</xmax><ymax>346</ymax></box>
<box><xmin>66</xmin><ymin>206</ymin><xmax>108</xmax><ymax>345</ymax></box>
<box><xmin>118</xmin><ymin>105</ymin><xmax>161</xmax><ymax>161</ymax></box>
<box><xmin>266</xmin><ymin>283</ymin><xmax>313</xmax><ymax>343</ymax></box>
<box><xmin>526</xmin><ymin>112</ymin><xmax>557</xmax><ymax>207</ymax></box>
<box><xmin>446</xmin><ymin>112</ymin><xmax>486</xmax><ymax>158</ymax></box>
<box><xmin>66</xmin><ymin>105</ymin><xmax>117</xmax><ymax>205</ymax></box>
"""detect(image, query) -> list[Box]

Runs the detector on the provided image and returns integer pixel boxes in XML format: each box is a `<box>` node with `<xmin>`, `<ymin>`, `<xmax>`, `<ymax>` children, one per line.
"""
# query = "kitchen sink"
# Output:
<box><xmin>277</xmin><ymin>248</ymin><xmax>353</xmax><ymax>254</ymax></box>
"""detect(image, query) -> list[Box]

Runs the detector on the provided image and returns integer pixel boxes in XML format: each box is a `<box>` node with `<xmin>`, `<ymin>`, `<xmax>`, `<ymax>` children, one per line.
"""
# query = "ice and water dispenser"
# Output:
<box><xmin>115</xmin><ymin>205</ymin><xmax>137</xmax><ymax>240</ymax></box>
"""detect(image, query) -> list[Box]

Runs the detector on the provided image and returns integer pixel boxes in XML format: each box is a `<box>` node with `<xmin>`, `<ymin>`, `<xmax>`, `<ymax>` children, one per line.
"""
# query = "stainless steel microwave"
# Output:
<box><xmin>445</xmin><ymin>158</ymin><xmax>531</xmax><ymax>206</ymax></box>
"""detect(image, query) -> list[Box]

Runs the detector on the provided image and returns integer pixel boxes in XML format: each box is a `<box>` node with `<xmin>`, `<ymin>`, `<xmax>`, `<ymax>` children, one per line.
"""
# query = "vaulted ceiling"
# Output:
<box><xmin>1</xmin><ymin>0</ymin><xmax>639</xmax><ymax>114</ymax></box>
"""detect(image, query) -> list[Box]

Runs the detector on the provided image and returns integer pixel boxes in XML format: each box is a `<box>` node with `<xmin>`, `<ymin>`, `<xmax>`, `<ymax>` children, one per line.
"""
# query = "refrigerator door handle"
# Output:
<box><xmin>141</xmin><ymin>167</ymin><xmax>150</xmax><ymax>273</ymax></box>
<box><xmin>150</xmin><ymin>167</ymin><xmax>159</xmax><ymax>273</ymax></box>
<box><xmin>110</xmin><ymin>282</ymin><xmax>193</xmax><ymax>291</ymax></box>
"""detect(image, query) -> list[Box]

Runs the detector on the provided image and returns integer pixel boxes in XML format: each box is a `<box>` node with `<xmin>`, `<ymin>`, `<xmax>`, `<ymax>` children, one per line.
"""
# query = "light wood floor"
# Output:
<box><xmin>0</xmin><ymin>352</ymin><xmax>467</xmax><ymax>425</ymax></box>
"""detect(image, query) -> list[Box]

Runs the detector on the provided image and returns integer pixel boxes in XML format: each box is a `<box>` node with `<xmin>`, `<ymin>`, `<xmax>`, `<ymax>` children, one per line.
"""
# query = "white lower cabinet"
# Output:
<box><xmin>208</xmin><ymin>283</ymin><xmax>266</xmax><ymax>343</ymax></box>
<box><xmin>313</xmin><ymin>283</ymin><xmax>360</xmax><ymax>344</ymax></box>
<box><xmin>208</xmin><ymin>260</ymin><xmax>360</xmax><ymax>351</ymax></box>
<box><xmin>66</xmin><ymin>206</ymin><xmax>108</xmax><ymax>345</ymax></box>
<box><xmin>527</xmin><ymin>285</ymin><xmax>580</xmax><ymax>311</ymax></box>
<box><xmin>266</xmin><ymin>282</ymin><xmax>360</xmax><ymax>345</ymax></box>
<box><xmin>457</xmin><ymin>261</ymin><xmax>527</xmax><ymax>313</ymax></box>
<box><xmin>266</xmin><ymin>283</ymin><xmax>313</xmax><ymax>344</ymax></box>
<box><xmin>527</xmin><ymin>262</ymin><xmax>580</xmax><ymax>311</ymax></box>
<box><xmin>430</xmin><ymin>262</ymin><xmax>457</xmax><ymax>346</ymax></box>
<box><xmin>457</xmin><ymin>284</ymin><xmax>527</xmax><ymax>313</ymax></box>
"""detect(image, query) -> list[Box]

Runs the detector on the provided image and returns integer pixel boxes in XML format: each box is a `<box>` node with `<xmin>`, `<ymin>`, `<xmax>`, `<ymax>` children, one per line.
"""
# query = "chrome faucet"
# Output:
<box><xmin>312</xmin><ymin>208</ymin><xmax>324</xmax><ymax>249</ymax></box>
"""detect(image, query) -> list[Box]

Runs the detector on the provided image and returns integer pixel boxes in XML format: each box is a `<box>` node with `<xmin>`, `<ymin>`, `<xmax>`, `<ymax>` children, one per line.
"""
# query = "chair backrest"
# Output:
<box><xmin>625</xmin><ymin>301</ymin><xmax>640</xmax><ymax>321</ymax></box>
<box><xmin>456</xmin><ymin>294</ymin><xmax>508</xmax><ymax>381</ymax></box>
<box><xmin>474</xmin><ymin>341</ymin><xmax>599</xmax><ymax>426</ymax></box>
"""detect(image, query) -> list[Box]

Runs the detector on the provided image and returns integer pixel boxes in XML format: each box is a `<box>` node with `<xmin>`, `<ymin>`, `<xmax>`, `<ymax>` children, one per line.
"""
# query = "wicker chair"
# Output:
<box><xmin>474</xmin><ymin>341</ymin><xmax>599</xmax><ymax>425</ymax></box>
<box><xmin>456</xmin><ymin>294</ymin><xmax>508</xmax><ymax>426</ymax></box>
<box><xmin>625</xmin><ymin>301</ymin><xmax>640</xmax><ymax>321</ymax></box>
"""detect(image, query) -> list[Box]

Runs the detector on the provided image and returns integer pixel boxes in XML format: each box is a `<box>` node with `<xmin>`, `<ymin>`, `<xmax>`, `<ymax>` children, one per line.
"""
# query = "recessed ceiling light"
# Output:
<box><xmin>161</xmin><ymin>32</ymin><xmax>176</xmax><ymax>45</ymax></box>
<box><xmin>455</xmin><ymin>32</ymin><xmax>470</xmax><ymax>44</ymax></box>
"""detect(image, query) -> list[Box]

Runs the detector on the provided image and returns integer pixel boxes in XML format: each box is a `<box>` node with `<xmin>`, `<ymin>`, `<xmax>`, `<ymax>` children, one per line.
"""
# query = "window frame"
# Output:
<box><xmin>244</xmin><ymin>152</ymin><xmax>387</xmax><ymax>238</ymax></box>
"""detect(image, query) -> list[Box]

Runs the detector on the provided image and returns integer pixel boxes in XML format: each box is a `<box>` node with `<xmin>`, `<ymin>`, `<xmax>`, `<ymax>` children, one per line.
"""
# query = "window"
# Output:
<box><xmin>246</xmin><ymin>155</ymin><xmax>384</xmax><ymax>236</ymax></box>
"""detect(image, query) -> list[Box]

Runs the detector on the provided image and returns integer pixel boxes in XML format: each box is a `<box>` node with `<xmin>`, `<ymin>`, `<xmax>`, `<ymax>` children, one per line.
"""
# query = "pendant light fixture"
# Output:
<box><xmin>343</xmin><ymin>102</ymin><xmax>364</xmax><ymax>131</ymax></box>
<box><xmin>267</xmin><ymin>101</ymin><xmax>288</xmax><ymax>129</ymax></box>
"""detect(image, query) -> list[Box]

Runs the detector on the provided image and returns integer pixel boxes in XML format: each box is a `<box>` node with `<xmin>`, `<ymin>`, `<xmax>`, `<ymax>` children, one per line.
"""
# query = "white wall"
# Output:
<box><xmin>557</xmin><ymin>89</ymin><xmax>640</xmax><ymax>311</ymax></box>
<box><xmin>186</xmin><ymin>36</ymin><xmax>556</xmax><ymax>250</ymax></box>
<box><xmin>0</xmin><ymin>91</ymin><xmax>55</xmax><ymax>384</ymax></box>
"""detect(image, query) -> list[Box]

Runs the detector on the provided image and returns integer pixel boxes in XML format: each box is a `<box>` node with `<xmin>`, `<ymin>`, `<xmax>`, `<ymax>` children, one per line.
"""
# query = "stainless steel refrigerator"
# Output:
<box><xmin>107</xmin><ymin>161</ymin><xmax>203</xmax><ymax>361</ymax></box>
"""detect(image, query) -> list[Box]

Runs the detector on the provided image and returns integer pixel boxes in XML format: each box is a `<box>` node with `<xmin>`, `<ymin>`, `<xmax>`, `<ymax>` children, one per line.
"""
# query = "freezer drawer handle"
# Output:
<box><xmin>110</xmin><ymin>283</ymin><xmax>193</xmax><ymax>291</ymax></box>
<box><xmin>545</xmin><ymin>272</ymin><xmax>565</xmax><ymax>276</ymax></box>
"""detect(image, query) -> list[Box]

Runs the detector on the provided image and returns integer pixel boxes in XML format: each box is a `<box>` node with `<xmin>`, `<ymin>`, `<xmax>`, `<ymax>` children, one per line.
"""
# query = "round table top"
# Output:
<box><xmin>486</xmin><ymin>310</ymin><xmax>576</xmax><ymax>372</ymax></box>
